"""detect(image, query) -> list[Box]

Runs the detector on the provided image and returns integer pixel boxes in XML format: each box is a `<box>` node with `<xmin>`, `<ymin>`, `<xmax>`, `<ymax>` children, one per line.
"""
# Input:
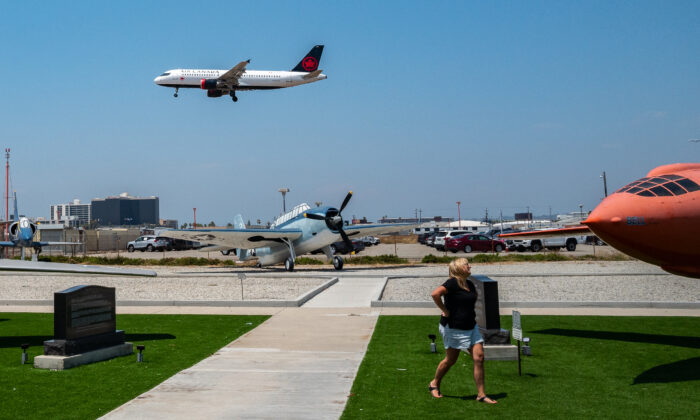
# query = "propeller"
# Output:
<box><xmin>304</xmin><ymin>191</ymin><xmax>354</xmax><ymax>249</ymax></box>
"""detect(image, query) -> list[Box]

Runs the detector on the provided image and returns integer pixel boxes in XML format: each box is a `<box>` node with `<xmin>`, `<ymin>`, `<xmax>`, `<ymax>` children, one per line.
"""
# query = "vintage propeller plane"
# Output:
<box><xmin>500</xmin><ymin>163</ymin><xmax>700</xmax><ymax>278</ymax></box>
<box><xmin>160</xmin><ymin>192</ymin><xmax>416</xmax><ymax>271</ymax></box>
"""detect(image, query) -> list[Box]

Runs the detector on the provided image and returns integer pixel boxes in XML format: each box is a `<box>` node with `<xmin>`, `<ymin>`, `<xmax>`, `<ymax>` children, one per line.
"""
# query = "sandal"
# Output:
<box><xmin>428</xmin><ymin>385</ymin><xmax>442</xmax><ymax>398</ymax></box>
<box><xmin>477</xmin><ymin>395</ymin><xmax>497</xmax><ymax>404</ymax></box>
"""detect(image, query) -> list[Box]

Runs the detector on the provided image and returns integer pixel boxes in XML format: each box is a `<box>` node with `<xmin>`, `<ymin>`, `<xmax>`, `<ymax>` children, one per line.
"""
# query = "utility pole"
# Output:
<box><xmin>456</xmin><ymin>201</ymin><xmax>461</xmax><ymax>229</ymax></box>
<box><xmin>193</xmin><ymin>208</ymin><xmax>197</xmax><ymax>230</ymax></box>
<box><xmin>601</xmin><ymin>171</ymin><xmax>608</xmax><ymax>198</ymax></box>
<box><xmin>278</xmin><ymin>188</ymin><xmax>290</xmax><ymax>213</ymax></box>
<box><xmin>414</xmin><ymin>208</ymin><xmax>418</xmax><ymax>222</ymax></box>
<box><xmin>526</xmin><ymin>206</ymin><xmax>530</xmax><ymax>228</ymax></box>
<box><xmin>418</xmin><ymin>209</ymin><xmax>422</xmax><ymax>223</ymax></box>
<box><xmin>484</xmin><ymin>208</ymin><xmax>489</xmax><ymax>223</ymax></box>
<box><xmin>4</xmin><ymin>148</ymin><xmax>8</xmax><ymax>258</ymax></box>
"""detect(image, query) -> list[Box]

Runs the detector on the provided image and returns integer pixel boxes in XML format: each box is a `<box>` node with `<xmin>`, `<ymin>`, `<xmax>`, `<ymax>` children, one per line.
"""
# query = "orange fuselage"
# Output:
<box><xmin>584</xmin><ymin>163</ymin><xmax>700</xmax><ymax>278</ymax></box>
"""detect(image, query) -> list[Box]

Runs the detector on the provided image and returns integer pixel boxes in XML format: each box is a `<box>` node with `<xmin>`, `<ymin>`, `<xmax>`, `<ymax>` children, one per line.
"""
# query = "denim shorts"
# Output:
<box><xmin>439</xmin><ymin>323</ymin><xmax>484</xmax><ymax>350</ymax></box>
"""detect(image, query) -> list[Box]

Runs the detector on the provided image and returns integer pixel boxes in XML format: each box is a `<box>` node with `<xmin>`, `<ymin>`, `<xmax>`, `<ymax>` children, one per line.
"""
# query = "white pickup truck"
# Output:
<box><xmin>505</xmin><ymin>235</ymin><xmax>586</xmax><ymax>252</ymax></box>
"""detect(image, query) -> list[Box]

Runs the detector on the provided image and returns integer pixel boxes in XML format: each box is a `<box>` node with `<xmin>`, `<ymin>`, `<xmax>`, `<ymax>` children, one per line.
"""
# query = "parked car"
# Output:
<box><xmin>434</xmin><ymin>230</ymin><xmax>469</xmax><ymax>251</ymax></box>
<box><xmin>417</xmin><ymin>233</ymin><xmax>433</xmax><ymax>244</ymax></box>
<box><xmin>486</xmin><ymin>228</ymin><xmax>519</xmax><ymax>239</ymax></box>
<box><xmin>425</xmin><ymin>232</ymin><xmax>439</xmax><ymax>247</ymax></box>
<box><xmin>330</xmin><ymin>239</ymin><xmax>366</xmax><ymax>254</ymax></box>
<box><xmin>361</xmin><ymin>236</ymin><xmax>380</xmax><ymax>246</ymax></box>
<box><xmin>127</xmin><ymin>236</ymin><xmax>170</xmax><ymax>252</ymax></box>
<box><xmin>445</xmin><ymin>234</ymin><xmax>507</xmax><ymax>253</ymax></box>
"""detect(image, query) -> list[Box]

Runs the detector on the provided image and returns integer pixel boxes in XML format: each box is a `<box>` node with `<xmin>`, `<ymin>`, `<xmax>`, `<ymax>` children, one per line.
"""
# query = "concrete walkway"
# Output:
<box><xmin>102</xmin><ymin>278</ymin><xmax>384</xmax><ymax>420</ymax></box>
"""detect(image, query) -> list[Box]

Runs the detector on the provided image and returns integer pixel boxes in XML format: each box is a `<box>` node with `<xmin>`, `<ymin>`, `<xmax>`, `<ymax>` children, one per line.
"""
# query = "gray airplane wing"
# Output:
<box><xmin>218</xmin><ymin>60</ymin><xmax>250</xmax><ymax>85</ymax></box>
<box><xmin>160</xmin><ymin>228</ymin><xmax>303</xmax><ymax>249</ymax></box>
<box><xmin>343</xmin><ymin>223</ymin><xmax>418</xmax><ymax>238</ymax></box>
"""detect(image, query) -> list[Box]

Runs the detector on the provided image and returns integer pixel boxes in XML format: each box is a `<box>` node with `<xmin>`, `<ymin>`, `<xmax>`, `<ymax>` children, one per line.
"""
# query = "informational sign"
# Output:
<box><xmin>512</xmin><ymin>310</ymin><xmax>522</xmax><ymax>341</ymax></box>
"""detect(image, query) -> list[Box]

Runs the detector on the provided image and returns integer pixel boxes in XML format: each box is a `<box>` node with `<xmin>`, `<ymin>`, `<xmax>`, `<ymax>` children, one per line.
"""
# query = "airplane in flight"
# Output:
<box><xmin>0</xmin><ymin>192</ymin><xmax>81</xmax><ymax>260</ymax></box>
<box><xmin>159</xmin><ymin>192</ymin><xmax>416</xmax><ymax>271</ymax></box>
<box><xmin>153</xmin><ymin>45</ymin><xmax>327</xmax><ymax>102</ymax></box>
<box><xmin>500</xmin><ymin>163</ymin><xmax>700</xmax><ymax>278</ymax></box>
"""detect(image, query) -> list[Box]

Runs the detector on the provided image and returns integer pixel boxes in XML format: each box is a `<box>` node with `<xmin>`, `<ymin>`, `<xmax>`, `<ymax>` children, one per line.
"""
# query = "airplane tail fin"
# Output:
<box><xmin>233</xmin><ymin>214</ymin><xmax>249</xmax><ymax>260</ymax></box>
<box><xmin>292</xmin><ymin>45</ymin><xmax>324</xmax><ymax>72</ymax></box>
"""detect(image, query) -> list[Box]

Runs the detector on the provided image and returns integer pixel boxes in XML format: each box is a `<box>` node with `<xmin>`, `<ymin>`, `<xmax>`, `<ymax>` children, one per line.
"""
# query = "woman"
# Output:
<box><xmin>428</xmin><ymin>258</ymin><xmax>497</xmax><ymax>404</ymax></box>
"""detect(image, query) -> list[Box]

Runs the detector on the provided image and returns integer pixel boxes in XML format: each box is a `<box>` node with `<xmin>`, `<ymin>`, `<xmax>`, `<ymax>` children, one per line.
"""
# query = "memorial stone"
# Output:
<box><xmin>44</xmin><ymin>285</ymin><xmax>126</xmax><ymax>356</ymax></box>
<box><xmin>471</xmin><ymin>275</ymin><xmax>510</xmax><ymax>344</ymax></box>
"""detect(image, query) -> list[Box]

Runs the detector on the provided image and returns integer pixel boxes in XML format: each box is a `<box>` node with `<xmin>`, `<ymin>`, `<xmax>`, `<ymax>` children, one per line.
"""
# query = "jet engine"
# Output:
<box><xmin>200</xmin><ymin>79</ymin><xmax>219</xmax><ymax>89</ymax></box>
<box><xmin>207</xmin><ymin>89</ymin><xmax>224</xmax><ymax>98</ymax></box>
<box><xmin>8</xmin><ymin>218</ymin><xmax>36</xmax><ymax>239</ymax></box>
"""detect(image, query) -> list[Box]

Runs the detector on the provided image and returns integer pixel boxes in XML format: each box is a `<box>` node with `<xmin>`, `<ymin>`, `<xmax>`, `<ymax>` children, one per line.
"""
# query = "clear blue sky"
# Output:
<box><xmin>1</xmin><ymin>1</ymin><xmax>698</xmax><ymax>225</ymax></box>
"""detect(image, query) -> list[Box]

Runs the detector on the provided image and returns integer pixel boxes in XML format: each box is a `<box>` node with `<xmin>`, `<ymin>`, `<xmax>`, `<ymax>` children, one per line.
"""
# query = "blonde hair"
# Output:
<box><xmin>448</xmin><ymin>258</ymin><xmax>471</xmax><ymax>290</ymax></box>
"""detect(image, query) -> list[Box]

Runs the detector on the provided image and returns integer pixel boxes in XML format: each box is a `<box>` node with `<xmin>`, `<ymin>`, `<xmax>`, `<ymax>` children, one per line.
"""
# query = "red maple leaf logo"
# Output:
<box><xmin>302</xmin><ymin>56</ymin><xmax>318</xmax><ymax>72</ymax></box>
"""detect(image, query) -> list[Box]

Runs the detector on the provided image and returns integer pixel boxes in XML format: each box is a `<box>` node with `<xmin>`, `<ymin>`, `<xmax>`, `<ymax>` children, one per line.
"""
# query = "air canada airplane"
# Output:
<box><xmin>160</xmin><ymin>192</ymin><xmax>416</xmax><ymax>271</ymax></box>
<box><xmin>500</xmin><ymin>163</ymin><xmax>700</xmax><ymax>278</ymax></box>
<box><xmin>0</xmin><ymin>192</ymin><xmax>80</xmax><ymax>260</ymax></box>
<box><xmin>154</xmin><ymin>45</ymin><xmax>327</xmax><ymax>102</ymax></box>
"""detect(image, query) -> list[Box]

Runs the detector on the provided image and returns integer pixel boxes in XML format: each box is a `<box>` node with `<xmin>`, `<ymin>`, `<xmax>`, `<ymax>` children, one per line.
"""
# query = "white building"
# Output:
<box><xmin>50</xmin><ymin>199</ymin><xmax>91</xmax><ymax>227</ymax></box>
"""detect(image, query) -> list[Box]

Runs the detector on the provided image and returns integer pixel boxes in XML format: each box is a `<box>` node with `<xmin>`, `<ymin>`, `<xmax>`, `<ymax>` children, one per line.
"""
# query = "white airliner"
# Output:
<box><xmin>154</xmin><ymin>45</ymin><xmax>326</xmax><ymax>102</ymax></box>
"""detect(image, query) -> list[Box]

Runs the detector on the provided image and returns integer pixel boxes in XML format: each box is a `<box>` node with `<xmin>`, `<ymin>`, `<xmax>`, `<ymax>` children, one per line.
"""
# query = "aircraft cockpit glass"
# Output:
<box><xmin>615</xmin><ymin>174</ymin><xmax>700</xmax><ymax>197</ymax></box>
<box><xmin>160</xmin><ymin>72</ymin><xmax>171</xmax><ymax>76</ymax></box>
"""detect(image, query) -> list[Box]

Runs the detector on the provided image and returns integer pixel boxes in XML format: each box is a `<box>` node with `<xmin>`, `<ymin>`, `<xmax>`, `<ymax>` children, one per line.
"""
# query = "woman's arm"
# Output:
<box><xmin>431</xmin><ymin>285</ymin><xmax>449</xmax><ymax>317</ymax></box>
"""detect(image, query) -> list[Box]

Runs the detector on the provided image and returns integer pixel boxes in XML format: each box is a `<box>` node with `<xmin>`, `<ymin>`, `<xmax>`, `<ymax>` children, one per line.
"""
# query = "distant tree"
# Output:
<box><xmin>208</xmin><ymin>221</ymin><xmax>215</xmax><ymax>227</ymax></box>
<box><xmin>226</xmin><ymin>222</ymin><xmax>233</xmax><ymax>227</ymax></box>
<box><xmin>247</xmin><ymin>219</ymin><xmax>251</xmax><ymax>226</ymax></box>
<box><xmin>256</xmin><ymin>219</ymin><xmax>261</xmax><ymax>225</ymax></box>
<box><xmin>180</xmin><ymin>223</ymin><xmax>188</xmax><ymax>229</ymax></box>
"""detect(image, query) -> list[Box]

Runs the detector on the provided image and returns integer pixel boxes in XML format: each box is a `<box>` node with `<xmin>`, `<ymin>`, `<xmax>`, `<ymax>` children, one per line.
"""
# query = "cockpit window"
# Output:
<box><xmin>615</xmin><ymin>174</ymin><xmax>700</xmax><ymax>197</ymax></box>
<box><xmin>159</xmin><ymin>72</ymin><xmax>171</xmax><ymax>76</ymax></box>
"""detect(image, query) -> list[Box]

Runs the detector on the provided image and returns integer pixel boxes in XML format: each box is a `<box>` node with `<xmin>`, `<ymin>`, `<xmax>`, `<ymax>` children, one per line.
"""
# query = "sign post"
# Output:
<box><xmin>512</xmin><ymin>310</ymin><xmax>522</xmax><ymax>376</ymax></box>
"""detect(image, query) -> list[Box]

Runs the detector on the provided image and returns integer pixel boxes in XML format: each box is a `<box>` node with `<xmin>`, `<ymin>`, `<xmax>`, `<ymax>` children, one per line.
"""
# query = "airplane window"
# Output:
<box><xmin>660</xmin><ymin>174</ymin><xmax>683</xmax><ymax>180</ymax></box>
<box><xmin>626</xmin><ymin>187</ymin><xmax>642</xmax><ymax>194</ymax></box>
<box><xmin>677</xmin><ymin>178</ymin><xmax>700</xmax><ymax>192</ymax></box>
<box><xmin>160</xmin><ymin>72</ymin><xmax>170</xmax><ymax>76</ymax></box>
<box><xmin>650</xmin><ymin>186</ymin><xmax>672</xmax><ymax>196</ymax></box>
<box><xmin>638</xmin><ymin>190</ymin><xmax>656</xmax><ymax>197</ymax></box>
<box><xmin>637</xmin><ymin>182</ymin><xmax>655</xmax><ymax>188</ymax></box>
<box><xmin>663</xmin><ymin>182</ymin><xmax>687</xmax><ymax>195</ymax></box>
<box><xmin>649</xmin><ymin>177</ymin><xmax>668</xmax><ymax>184</ymax></box>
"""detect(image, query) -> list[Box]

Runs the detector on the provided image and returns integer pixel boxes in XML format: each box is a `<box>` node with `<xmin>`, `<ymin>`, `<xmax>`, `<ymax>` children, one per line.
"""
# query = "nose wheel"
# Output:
<box><xmin>174</xmin><ymin>87</ymin><xmax>179</xmax><ymax>98</ymax></box>
<box><xmin>230</xmin><ymin>91</ymin><xmax>238</xmax><ymax>102</ymax></box>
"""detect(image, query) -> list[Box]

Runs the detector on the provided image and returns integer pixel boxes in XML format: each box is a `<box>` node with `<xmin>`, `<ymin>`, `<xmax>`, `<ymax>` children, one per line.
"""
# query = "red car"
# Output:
<box><xmin>445</xmin><ymin>234</ymin><xmax>506</xmax><ymax>253</ymax></box>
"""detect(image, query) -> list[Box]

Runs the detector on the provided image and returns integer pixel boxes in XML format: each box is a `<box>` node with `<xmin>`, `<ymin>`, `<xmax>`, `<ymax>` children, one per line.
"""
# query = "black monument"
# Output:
<box><xmin>44</xmin><ymin>285</ymin><xmax>126</xmax><ymax>356</ymax></box>
<box><xmin>471</xmin><ymin>275</ymin><xmax>510</xmax><ymax>344</ymax></box>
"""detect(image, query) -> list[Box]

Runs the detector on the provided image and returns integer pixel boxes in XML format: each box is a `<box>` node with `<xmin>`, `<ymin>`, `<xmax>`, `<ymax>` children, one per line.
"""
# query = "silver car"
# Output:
<box><xmin>127</xmin><ymin>236</ymin><xmax>170</xmax><ymax>252</ymax></box>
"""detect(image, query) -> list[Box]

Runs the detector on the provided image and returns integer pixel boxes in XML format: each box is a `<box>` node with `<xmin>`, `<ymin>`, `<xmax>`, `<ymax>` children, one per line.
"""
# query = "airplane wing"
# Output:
<box><xmin>0</xmin><ymin>241</ymin><xmax>16</xmax><ymax>247</ymax></box>
<box><xmin>343</xmin><ymin>223</ymin><xmax>419</xmax><ymax>238</ymax></box>
<box><xmin>160</xmin><ymin>228</ymin><xmax>303</xmax><ymax>249</ymax></box>
<box><xmin>218</xmin><ymin>60</ymin><xmax>250</xmax><ymax>85</ymax></box>
<box><xmin>498</xmin><ymin>225</ymin><xmax>592</xmax><ymax>239</ymax></box>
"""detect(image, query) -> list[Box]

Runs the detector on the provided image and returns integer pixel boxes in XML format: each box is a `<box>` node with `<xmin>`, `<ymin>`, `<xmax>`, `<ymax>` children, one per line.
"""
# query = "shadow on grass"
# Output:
<box><xmin>533</xmin><ymin>328</ymin><xmax>700</xmax><ymax>349</ymax></box>
<box><xmin>0</xmin><ymin>318</ymin><xmax>9</xmax><ymax>322</ymax></box>
<box><xmin>633</xmin><ymin>357</ymin><xmax>700</xmax><ymax>385</ymax></box>
<box><xmin>0</xmin><ymin>333</ymin><xmax>175</xmax><ymax>348</ymax></box>
<box><xmin>442</xmin><ymin>392</ymin><xmax>507</xmax><ymax>401</ymax></box>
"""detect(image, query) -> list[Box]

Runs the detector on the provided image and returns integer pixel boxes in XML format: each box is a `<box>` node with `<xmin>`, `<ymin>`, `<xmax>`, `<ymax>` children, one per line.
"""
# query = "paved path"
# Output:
<box><xmin>102</xmin><ymin>278</ymin><xmax>383</xmax><ymax>420</ymax></box>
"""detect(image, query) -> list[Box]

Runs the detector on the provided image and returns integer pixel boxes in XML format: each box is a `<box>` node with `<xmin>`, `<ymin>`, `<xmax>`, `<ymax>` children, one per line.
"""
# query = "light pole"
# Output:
<box><xmin>456</xmin><ymin>201</ymin><xmax>461</xmax><ymax>229</ymax></box>
<box><xmin>579</xmin><ymin>204</ymin><xmax>583</xmax><ymax>220</ymax></box>
<box><xmin>193</xmin><ymin>208</ymin><xmax>197</xmax><ymax>230</ymax></box>
<box><xmin>278</xmin><ymin>188</ymin><xmax>290</xmax><ymax>213</ymax></box>
<box><xmin>600</xmin><ymin>171</ymin><xmax>608</xmax><ymax>198</ymax></box>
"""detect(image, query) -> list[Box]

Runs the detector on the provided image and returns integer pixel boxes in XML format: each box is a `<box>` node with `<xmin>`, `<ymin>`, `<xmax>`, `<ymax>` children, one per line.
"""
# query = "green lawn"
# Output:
<box><xmin>342</xmin><ymin>316</ymin><xmax>700</xmax><ymax>419</ymax></box>
<box><xmin>0</xmin><ymin>313</ymin><xmax>268</xmax><ymax>419</ymax></box>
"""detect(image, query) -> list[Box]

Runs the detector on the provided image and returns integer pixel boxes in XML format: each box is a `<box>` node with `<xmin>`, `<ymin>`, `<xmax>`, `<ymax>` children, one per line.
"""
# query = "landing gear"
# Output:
<box><xmin>333</xmin><ymin>256</ymin><xmax>344</xmax><ymax>271</ymax></box>
<box><xmin>285</xmin><ymin>257</ymin><xmax>295</xmax><ymax>272</ymax></box>
<box><xmin>174</xmin><ymin>87</ymin><xmax>179</xmax><ymax>98</ymax></box>
<box><xmin>230</xmin><ymin>91</ymin><xmax>238</xmax><ymax>102</ymax></box>
<box><xmin>280</xmin><ymin>238</ymin><xmax>296</xmax><ymax>272</ymax></box>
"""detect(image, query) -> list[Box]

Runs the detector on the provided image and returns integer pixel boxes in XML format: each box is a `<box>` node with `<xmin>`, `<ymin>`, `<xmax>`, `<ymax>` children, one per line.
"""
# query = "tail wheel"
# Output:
<box><xmin>333</xmin><ymin>256</ymin><xmax>344</xmax><ymax>270</ymax></box>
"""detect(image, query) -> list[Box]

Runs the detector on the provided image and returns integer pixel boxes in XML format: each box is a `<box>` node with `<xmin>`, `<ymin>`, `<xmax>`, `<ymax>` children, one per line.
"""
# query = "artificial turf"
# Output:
<box><xmin>0</xmin><ymin>313</ymin><xmax>268</xmax><ymax>419</ymax></box>
<box><xmin>342</xmin><ymin>315</ymin><xmax>700</xmax><ymax>419</ymax></box>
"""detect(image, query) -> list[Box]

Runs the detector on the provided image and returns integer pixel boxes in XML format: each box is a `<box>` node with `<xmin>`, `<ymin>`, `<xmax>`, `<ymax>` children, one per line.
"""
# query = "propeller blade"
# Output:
<box><xmin>339</xmin><ymin>229</ymin><xmax>353</xmax><ymax>249</ymax></box>
<box><xmin>303</xmin><ymin>212</ymin><xmax>325</xmax><ymax>220</ymax></box>
<box><xmin>339</xmin><ymin>191</ymin><xmax>353</xmax><ymax>213</ymax></box>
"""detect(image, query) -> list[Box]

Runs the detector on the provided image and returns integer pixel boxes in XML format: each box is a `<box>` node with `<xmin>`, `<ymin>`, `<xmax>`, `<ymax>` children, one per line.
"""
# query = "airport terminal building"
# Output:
<box><xmin>91</xmin><ymin>193</ymin><xmax>159</xmax><ymax>226</ymax></box>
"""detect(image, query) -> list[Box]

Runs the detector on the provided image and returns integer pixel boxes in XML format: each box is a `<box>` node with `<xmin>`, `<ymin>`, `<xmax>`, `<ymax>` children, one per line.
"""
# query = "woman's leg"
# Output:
<box><xmin>470</xmin><ymin>343</ymin><xmax>497</xmax><ymax>403</ymax></box>
<box><xmin>430</xmin><ymin>347</ymin><xmax>461</xmax><ymax>397</ymax></box>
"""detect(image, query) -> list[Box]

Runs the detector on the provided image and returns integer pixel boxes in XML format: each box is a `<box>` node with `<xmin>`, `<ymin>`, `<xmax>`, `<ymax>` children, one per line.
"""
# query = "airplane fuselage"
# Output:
<box><xmin>154</xmin><ymin>69</ymin><xmax>326</xmax><ymax>91</ymax></box>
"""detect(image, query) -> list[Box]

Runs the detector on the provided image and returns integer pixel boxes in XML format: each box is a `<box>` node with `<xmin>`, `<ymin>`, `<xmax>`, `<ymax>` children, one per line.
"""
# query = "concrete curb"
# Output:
<box><xmin>371</xmin><ymin>300</ymin><xmax>700</xmax><ymax>309</ymax></box>
<box><xmin>0</xmin><ymin>278</ymin><xmax>340</xmax><ymax>309</ymax></box>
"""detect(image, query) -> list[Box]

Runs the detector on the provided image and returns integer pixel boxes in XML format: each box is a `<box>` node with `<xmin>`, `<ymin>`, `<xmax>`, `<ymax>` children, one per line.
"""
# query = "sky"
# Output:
<box><xmin>1</xmin><ymin>1</ymin><xmax>699</xmax><ymax>225</ymax></box>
